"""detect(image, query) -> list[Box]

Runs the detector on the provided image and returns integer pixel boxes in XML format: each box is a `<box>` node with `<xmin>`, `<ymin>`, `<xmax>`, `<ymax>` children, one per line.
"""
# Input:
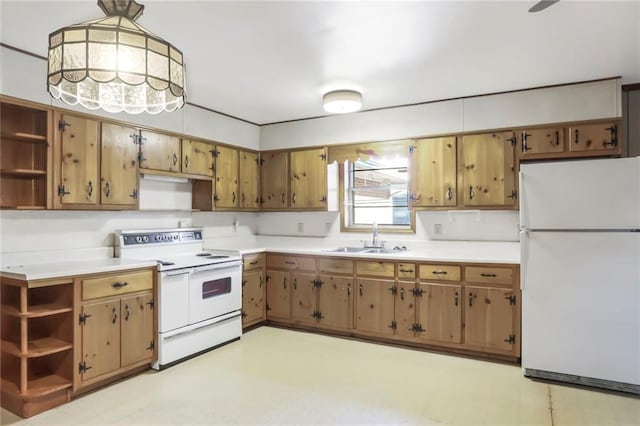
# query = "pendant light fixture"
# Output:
<box><xmin>323</xmin><ymin>90</ymin><xmax>362</xmax><ymax>114</ymax></box>
<box><xmin>47</xmin><ymin>0</ymin><xmax>185</xmax><ymax>114</ymax></box>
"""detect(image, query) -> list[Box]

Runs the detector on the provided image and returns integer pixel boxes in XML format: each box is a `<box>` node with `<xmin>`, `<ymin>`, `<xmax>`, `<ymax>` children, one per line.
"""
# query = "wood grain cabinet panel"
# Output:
<box><xmin>57</xmin><ymin>114</ymin><xmax>99</xmax><ymax>205</ymax></box>
<box><xmin>120</xmin><ymin>293</ymin><xmax>154</xmax><ymax>367</ymax></box>
<box><xmin>260</xmin><ymin>151</ymin><xmax>288</xmax><ymax>209</ymax></box>
<box><xmin>416</xmin><ymin>283</ymin><xmax>462</xmax><ymax>344</ymax></box>
<box><xmin>239</xmin><ymin>150</ymin><xmax>259</xmax><ymax>209</ymax></box>
<box><xmin>418</xmin><ymin>264</ymin><xmax>461</xmax><ymax>281</ymax></box>
<box><xmin>317</xmin><ymin>258</ymin><xmax>354</xmax><ymax>275</ymax></box>
<box><xmin>394</xmin><ymin>281</ymin><xmax>416</xmax><ymax>339</ymax></box>
<box><xmin>266</xmin><ymin>270</ymin><xmax>290</xmax><ymax>320</ymax></box>
<box><xmin>267</xmin><ymin>255</ymin><xmax>316</xmax><ymax>271</ymax></box>
<box><xmin>243</xmin><ymin>254</ymin><xmax>265</xmax><ymax>271</ymax></box>
<box><xmin>460</xmin><ymin>132</ymin><xmax>517</xmax><ymax>208</ymax></box>
<box><xmin>181</xmin><ymin>139</ymin><xmax>214</xmax><ymax>177</ymax></box>
<box><xmin>79</xmin><ymin>300</ymin><xmax>120</xmax><ymax>381</ymax></box>
<box><xmin>139</xmin><ymin>131</ymin><xmax>180</xmax><ymax>172</ymax></box>
<box><xmin>464</xmin><ymin>266</ymin><xmax>512</xmax><ymax>285</ymax></box>
<box><xmin>290</xmin><ymin>147</ymin><xmax>327</xmax><ymax>209</ymax></box>
<box><xmin>355</xmin><ymin>278</ymin><xmax>395</xmax><ymax>335</ymax></box>
<box><xmin>317</xmin><ymin>275</ymin><xmax>353</xmax><ymax>329</ymax></box>
<box><xmin>397</xmin><ymin>263</ymin><xmax>416</xmax><ymax>280</ymax></box>
<box><xmin>464</xmin><ymin>286</ymin><xmax>515</xmax><ymax>351</ymax></box>
<box><xmin>290</xmin><ymin>272</ymin><xmax>317</xmax><ymax>324</ymax></box>
<box><xmin>81</xmin><ymin>270</ymin><xmax>153</xmax><ymax>300</ymax></box>
<box><xmin>519</xmin><ymin>127</ymin><xmax>564</xmax><ymax>157</ymax></box>
<box><xmin>100</xmin><ymin>123</ymin><xmax>138</xmax><ymax>206</ymax></box>
<box><xmin>408</xmin><ymin>136</ymin><xmax>457</xmax><ymax>207</ymax></box>
<box><xmin>568</xmin><ymin>122</ymin><xmax>619</xmax><ymax>153</ymax></box>
<box><xmin>242</xmin><ymin>270</ymin><xmax>265</xmax><ymax>327</ymax></box>
<box><xmin>214</xmin><ymin>145</ymin><xmax>239</xmax><ymax>208</ymax></box>
<box><xmin>356</xmin><ymin>261</ymin><xmax>395</xmax><ymax>278</ymax></box>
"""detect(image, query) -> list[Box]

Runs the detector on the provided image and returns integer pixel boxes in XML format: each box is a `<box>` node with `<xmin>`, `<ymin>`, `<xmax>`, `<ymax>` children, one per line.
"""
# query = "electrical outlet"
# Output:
<box><xmin>325</xmin><ymin>222</ymin><xmax>332</xmax><ymax>233</ymax></box>
<box><xmin>297</xmin><ymin>222</ymin><xmax>304</xmax><ymax>233</ymax></box>
<box><xmin>433</xmin><ymin>223</ymin><xmax>443</xmax><ymax>235</ymax></box>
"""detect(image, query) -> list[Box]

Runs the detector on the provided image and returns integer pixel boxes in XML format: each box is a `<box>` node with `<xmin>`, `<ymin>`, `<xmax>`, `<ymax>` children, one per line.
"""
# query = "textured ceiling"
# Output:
<box><xmin>1</xmin><ymin>1</ymin><xmax>639</xmax><ymax>125</ymax></box>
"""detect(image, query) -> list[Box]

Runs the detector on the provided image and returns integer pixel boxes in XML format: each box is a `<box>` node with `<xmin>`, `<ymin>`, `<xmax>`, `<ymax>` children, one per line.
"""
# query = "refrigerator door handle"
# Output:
<box><xmin>520</xmin><ymin>227</ymin><xmax>529</xmax><ymax>291</ymax></box>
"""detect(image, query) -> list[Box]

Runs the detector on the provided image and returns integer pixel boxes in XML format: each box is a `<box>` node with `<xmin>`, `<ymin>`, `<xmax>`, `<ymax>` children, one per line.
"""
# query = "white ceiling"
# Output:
<box><xmin>1</xmin><ymin>1</ymin><xmax>639</xmax><ymax>125</ymax></box>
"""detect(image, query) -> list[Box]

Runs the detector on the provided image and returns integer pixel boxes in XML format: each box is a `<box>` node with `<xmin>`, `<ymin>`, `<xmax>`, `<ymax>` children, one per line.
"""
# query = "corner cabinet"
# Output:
<box><xmin>459</xmin><ymin>132</ymin><xmax>517</xmax><ymax>208</ymax></box>
<box><xmin>290</xmin><ymin>147</ymin><xmax>328</xmax><ymax>210</ymax></box>
<box><xmin>75</xmin><ymin>269</ymin><xmax>155</xmax><ymax>391</ymax></box>
<box><xmin>0</xmin><ymin>99</ymin><xmax>53</xmax><ymax>210</ymax></box>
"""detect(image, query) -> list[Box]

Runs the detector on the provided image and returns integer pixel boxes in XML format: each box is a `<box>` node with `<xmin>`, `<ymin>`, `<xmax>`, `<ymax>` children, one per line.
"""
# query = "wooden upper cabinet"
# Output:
<box><xmin>182</xmin><ymin>139</ymin><xmax>214</xmax><ymax>176</ymax></box>
<box><xmin>101</xmin><ymin>123</ymin><xmax>138</xmax><ymax>206</ymax></box>
<box><xmin>519</xmin><ymin>127</ymin><xmax>564</xmax><ymax>157</ymax></box>
<box><xmin>408</xmin><ymin>136</ymin><xmax>457</xmax><ymax>207</ymax></box>
<box><xmin>139</xmin><ymin>130</ymin><xmax>180</xmax><ymax>172</ymax></box>
<box><xmin>239</xmin><ymin>150</ymin><xmax>259</xmax><ymax>209</ymax></box>
<box><xmin>290</xmin><ymin>147</ymin><xmax>328</xmax><ymax>209</ymax></box>
<box><xmin>214</xmin><ymin>145</ymin><xmax>239</xmax><ymax>208</ymax></box>
<box><xmin>568</xmin><ymin>122</ymin><xmax>619</xmax><ymax>153</ymax></box>
<box><xmin>261</xmin><ymin>151</ymin><xmax>288</xmax><ymax>209</ymax></box>
<box><xmin>460</xmin><ymin>132</ymin><xmax>517</xmax><ymax>208</ymax></box>
<box><xmin>58</xmin><ymin>114</ymin><xmax>99</xmax><ymax>205</ymax></box>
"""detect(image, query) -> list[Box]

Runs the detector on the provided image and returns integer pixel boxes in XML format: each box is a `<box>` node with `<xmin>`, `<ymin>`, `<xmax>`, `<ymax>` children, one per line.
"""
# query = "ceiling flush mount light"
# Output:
<box><xmin>323</xmin><ymin>90</ymin><xmax>362</xmax><ymax>114</ymax></box>
<box><xmin>47</xmin><ymin>0</ymin><xmax>185</xmax><ymax>114</ymax></box>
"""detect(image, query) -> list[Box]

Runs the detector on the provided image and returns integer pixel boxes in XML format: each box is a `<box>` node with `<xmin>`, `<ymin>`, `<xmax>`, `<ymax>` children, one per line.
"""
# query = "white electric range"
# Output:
<box><xmin>115</xmin><ymin>228</ymin><xmax>242</xmax><ymax>370</ymax></box>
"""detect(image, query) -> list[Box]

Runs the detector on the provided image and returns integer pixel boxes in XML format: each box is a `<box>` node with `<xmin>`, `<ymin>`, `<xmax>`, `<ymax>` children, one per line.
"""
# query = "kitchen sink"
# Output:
<box><xmin>323</xmin><ymin>247</ymin><xmax>404</xmax><ymax>254</ymax></box>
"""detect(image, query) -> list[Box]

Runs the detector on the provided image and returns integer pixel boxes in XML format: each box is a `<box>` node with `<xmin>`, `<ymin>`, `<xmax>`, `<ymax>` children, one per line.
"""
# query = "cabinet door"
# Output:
<box><xmin>182</xmin><ymin>139</ymin><xmax>214</xmax><ymax>176</ymax></box>
<box><xmin>417</xmin><ymin>283</ymin><xmax>462</xmax><ymax>344</ymax></box>
<box><xmin>395</xmin><ymin>281</ymin><xmax>417</xmax><ymax>338</ymax></box>
<box><xmin>568</xmin><ymin>122</ymin><xmax>619</xmax><ymax>153</ymax></box>
<box><xmin>266</xmin><ymin>270</ymin><xmax>290</xmax><ymax>320</ymax></box>
<box><xmin>214</xmin><ymin>145</ymin><xmax>239</xmax><ymax>208</ymax></box>
<box><xmin>239</xmin><ymin>150</ymin><xmax>259</xmax><ymax>209</ymax></box>
<box><xmin>139</xmin><ymin>130</ymin><xmax>180</xmax><ymax>172</ymax></box>
<box><xmin>408</xmin><ymin>136</ymin><xmax>456</xmax><ymax>207</ymax></box>
<box><xmin>464</xmin><ymin>286</ymin><xmax>515</xmax><ymax>351</ymax></box>
<box><xmin>242</xmin><ymin>270</ymin><xmax>265</xmax><ymax>326</ymax></box>
<box><xmin>101</xmin><ymin>123</ymin><xmax>138</xmax><ymax>205</ymax></box>
<box><xmin>460</xmin><ymin>132</ymin><xmax>516</xmax><ymax>207</ymax></box>
<box><xmin>519</xmin><ymin>127</ymin><xmax>564</xmax><ymax>157</ymax></box>
<box><xmin>290</xmin><ymin>272</ymin><xmax>317</xmax><ymax>324</ymax></box>
<box><xmin>261</xmin><ymin>151</ymin><xmax>288</xmax><ymax>209</ymax></box>
<box><xmin>58</xmin><ymin>114</ymin><xmax>99</xmax><ymax>205</ymax></box>
<box><xmin>120</xmin><ymin>293</ymin><xmax>154</xmax><ymax>367</ymax></box>
<box><xmin>355</xmin><ymin>278</ymin><xmax>395</xmax><ymax>335</ymax></box>
<box><xmin>317</xmin><ymin>275</ymin><xmax>352</xmax><ymax>329</ymax></box>
<box><xmin>290</xmin><ymin>148</ymin><xmax>327</xmax><ymax>209</ymax></box>
<box><xmin>80</xmin><ymin>300</ymin><xmax>120</xmax><ymax>380</ymax></box>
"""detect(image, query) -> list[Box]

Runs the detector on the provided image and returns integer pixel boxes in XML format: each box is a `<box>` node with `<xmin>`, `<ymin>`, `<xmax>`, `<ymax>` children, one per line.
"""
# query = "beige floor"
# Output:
<box><xmin>2</xmin><ymin>327</ymin><xmax>639</xmax><ymax>425</ymax></box>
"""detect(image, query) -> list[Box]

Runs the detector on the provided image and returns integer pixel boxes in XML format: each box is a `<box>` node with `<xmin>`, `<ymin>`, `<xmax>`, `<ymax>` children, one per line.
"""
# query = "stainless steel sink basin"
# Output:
<box><xmin>324</xmin><ymin>247</ymin><xmax>371</xmax><ymax>253</ymax></box>
<box><xmin>363</xmin><ymin>248</ymin><xmax>401</xmax><ymax>254</ymax></box>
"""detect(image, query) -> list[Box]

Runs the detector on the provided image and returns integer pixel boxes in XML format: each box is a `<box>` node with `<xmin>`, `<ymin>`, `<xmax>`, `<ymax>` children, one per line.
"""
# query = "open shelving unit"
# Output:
<box><xmin>0</xmin><ymin>100</ymin><xmax>52</xmax><ymax>209</ymax></box>
<box><xmin>0</xmin><ymin>282</ymin><xmax>74</xmax><ymax>417</ymax></box>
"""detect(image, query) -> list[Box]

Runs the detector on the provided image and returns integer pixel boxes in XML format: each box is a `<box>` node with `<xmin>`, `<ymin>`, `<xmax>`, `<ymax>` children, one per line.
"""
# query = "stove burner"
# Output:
<box><xmin>156</xmin><ymin>260</ymin><xmax>176</xmax><ymax>266</ymax></box>
<box><xmin>206</xmin><ymin>255</ymin><xmax>230</xmax><ymax>260</ymax></box>
<box><xmin>196</xmin><ymin>253</ymin><xmax>211</xmax><ymax>257</ymax></box>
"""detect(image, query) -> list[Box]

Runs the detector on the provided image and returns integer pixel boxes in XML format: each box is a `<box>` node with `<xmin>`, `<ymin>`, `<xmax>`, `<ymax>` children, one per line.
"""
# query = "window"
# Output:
<box><xmin>342</xmin><ymin>157</ymin><xmax>414</xmax><ymax>232</ymax></box>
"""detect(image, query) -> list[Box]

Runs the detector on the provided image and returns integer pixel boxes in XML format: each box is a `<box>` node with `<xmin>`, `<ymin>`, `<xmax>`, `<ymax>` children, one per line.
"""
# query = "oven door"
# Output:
<box><xmin>188</xmin><ymin>262</ymin><xmax>242</xmax><ymax>324</ymax></box>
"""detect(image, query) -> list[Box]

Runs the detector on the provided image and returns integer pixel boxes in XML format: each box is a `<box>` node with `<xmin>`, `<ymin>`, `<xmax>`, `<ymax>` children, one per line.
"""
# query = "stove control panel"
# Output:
<box><xmin>121</xmin><ymin>230</ymin><xmax>203</xmax><ymax>246</ymax></box>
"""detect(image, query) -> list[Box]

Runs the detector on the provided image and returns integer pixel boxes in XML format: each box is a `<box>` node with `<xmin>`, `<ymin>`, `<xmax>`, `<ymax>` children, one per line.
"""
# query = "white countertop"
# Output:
<box><xmin>207</xmin><ymin>238</ymin><xmax>520</xmax><ymax>264</ymax></box>
<box><xmin>0</xmin><ymin>258</ymin><xmax>158</xmax><ymax>282</ymax></box>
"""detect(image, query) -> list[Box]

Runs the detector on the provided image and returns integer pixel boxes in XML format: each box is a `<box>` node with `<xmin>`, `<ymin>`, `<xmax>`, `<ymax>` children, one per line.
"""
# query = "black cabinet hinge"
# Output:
<box><xmin>505</xmin><ymin>294</ymin><xmax>516</xmax><ymax>305</ymax></box>
<box><xmin>259</xmin><ymin>158</ymin><xmax>265</xmax><ymax>165</ymax></box>
<box><xmin>57</xmin><ymin>185</ymin><xmax>70</xmax><ymax>197</ymax></box>
<box><xmin>311</xmin><ymin>310</ymin><xmax>324</xmax><ymax>320</ymax></box>
<box><xmin>313</xmin><ymin>279</ymin><xmax>323</xmax><ymax>288</ymax></box>
<box><xmin>507</xmin><ymin>190</ymin><xmax>518</xmax><ymax>200</ymax></box>
<box><xmin>507</xmin><ymin>134</ymin><xmax>517</xmax><ymax>146</ymax></box>
<box><xmin>411</xmin><ymin>323</ymin><xmax>425</xmax><ymax>333</ymax></box>
<box><xmin>146</xmin><ymin>299</ymin><xmax>154</xmax><ymax>310</ymax></box>
<box><xmin>79</xmin><ymin>312</ymin><xmax>91</xmax><ymax>325</ymax></box>
<box><xmin>388</xmin><ymin>320</ymin><xmax>397</xmax><ymax>330</ymax></box>
<box><xmin>319</xmin><ymin>152</ymin><xmax>327</xmax><ymax>161</ymax></box>
<box><xmin>409</xmin><ymin>145</ymin><xmax>416</xmax><ymax>154</ymax></box>
<box><xmin>211</xmin><ymin>149</ymin><xmax>220</xmax><ymax>158</ymax></box>
<box><xmin>146</xmin><ymin>340</ymin><xmax>155</xmax><ymax>351</ymax></box>
<box><xmin>59</xmin><ymin>119</ymin><xmax>71</xmax><ymax>131</ymax></box>
<box><xmin>412</xmin><ymin>288</ymin><xmax>424</xmax><ymax>297</ymax></box>
<box><xmin>137</xmin><ymin>152</ymin><xmax>147</xmax><ymax>164</ymax></box>
<box><xmin>389</xmin><ymin>286</ymin><xmax>398</xmax><ymax>295</ymax></box>
<box><xmin>504</xmin><ymin>334</ymin><xmax>516</xmax><ymax>345</ymax></box>
<box><xmin>79</xmin><ymin>361</ymin><xmax>92</xmax><ymax>373</ymax></box>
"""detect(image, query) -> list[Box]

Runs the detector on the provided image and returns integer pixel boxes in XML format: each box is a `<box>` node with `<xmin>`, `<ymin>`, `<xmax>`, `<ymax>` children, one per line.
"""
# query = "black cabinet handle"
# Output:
<box><xmin>184</xmin><ymin>155</ymin><xmax>190</xmax><ymax>168</ymax></box>
<box><xmin>454</xmin><ymin>292</ymin><xmax>459</xmax><ymax>306</ymax></box>
<box><xmin>281</xmin><ymin>193</ymin><xmax>286</xmax><ymax>204</ymax></box>
<box><xmin>446</xmin><ymin>186</ymin><xmax>453</xmax><ymax>200</ymax></box>
<box><xmin>469</xmin><ymin>186</ymin><xmax>475</xmax><ymax>200</ymax></box>
<box><xmin>124</xmin><ymin>304</ymin><xmax>130</xmax><ymax>321</ymax></box>
<box><xmin>480</xmin><ymin>273</ymin><xmax>497</xmax><ymax>277</ymax></box>
<box><xmin>359</xmin><ymin>284</ymin><xmax>363</xmax><ymax>297</ymax></box>
<box><xmin>104</xmin><ymin>181</ymin><xmax>111</xmax><ymax>198</ymax></box>
<box><xmin>87</xmin><ymin>181</ymin><xmax>93</xmax><ymax>197</ymax></box>
<box><xmin>399</xmin><ymin>269</ymin><xmax>414</xmax><ymax>273</ymax></box>
<box><xmin>112</xmin><ymin>307</ymin><xmax>117</xmax><ymax>324</ymax></box>
<box><xmin>112</xmin><ymin>281</ymin><xmax>129</xmax><ymax>288</ymax></box>
<box><xmin>469</xmin><ymin>292</ymin><xmax>475</xmax><ymax>307</ymax></box>
<box><xmin>432</xmin><ymin>270</ymin><xmax>447</xmax><ymax>275</ymax></box>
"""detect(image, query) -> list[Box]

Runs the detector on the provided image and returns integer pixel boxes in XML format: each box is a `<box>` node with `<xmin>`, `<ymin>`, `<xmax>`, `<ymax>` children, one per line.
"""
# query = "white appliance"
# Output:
<box><xmin>116</xmin><ymin>228</ymin><xmax>242</xmax><ymax>370</ymax></box>
<box><xmin>520</xmin><ymin>156</ymin><xmax>640</xmax><ymax>394</ymax></box>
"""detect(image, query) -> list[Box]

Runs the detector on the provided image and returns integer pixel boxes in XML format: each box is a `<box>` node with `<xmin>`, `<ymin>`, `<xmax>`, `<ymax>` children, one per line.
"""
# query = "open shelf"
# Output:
<box><xmin>2</xmin><ymin>337</ymin><xmax>72</xmax><ymax>358</ymax></box>
<box><xmin>1</xmin><ymin>374</ymin><xmax>72</xmax><ymax>399</ymax></box>
<box><xmin>1</xmin><ymin>303</ymin><xmax>73</xmax><ymax>318</ymax></box>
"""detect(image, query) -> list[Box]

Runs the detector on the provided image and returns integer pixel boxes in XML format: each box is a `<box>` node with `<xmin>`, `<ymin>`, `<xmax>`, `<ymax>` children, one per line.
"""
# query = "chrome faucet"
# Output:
<box><xmin>365</xmin><ymin>222</ymin><xmax>384</xmax><ymax>248</ymax></box>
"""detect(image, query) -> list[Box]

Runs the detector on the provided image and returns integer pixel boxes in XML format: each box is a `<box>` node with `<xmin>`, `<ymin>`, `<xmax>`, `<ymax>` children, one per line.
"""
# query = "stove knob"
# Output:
<box><xmin>142</xmin><ymin>235</ymin><xmax>149</xmax><ymax>242</ymax></box>
<box><xmin>135</xmin><ymin>236</ymin><xmax>142</xmax><ymax>243</ymax></box>
<box><xmin>155</xmin><ymin>235</ymin><xmax>161</xmax><ymax>241</ymax></box>
<box><xmin>163</xmin><ymin>235</ymin><xmax>169</xmax><ymax>241</ymax></box>
<box><xmin>173</xmin><ymin>234</ymin><xmax>179</xmax><ymax>240</ymax></box>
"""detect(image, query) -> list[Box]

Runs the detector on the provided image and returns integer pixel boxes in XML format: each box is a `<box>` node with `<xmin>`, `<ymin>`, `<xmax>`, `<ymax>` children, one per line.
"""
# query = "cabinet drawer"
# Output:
<box><xmin>397</xmin><ymin>263</ymin><xmax>416</xmax><ymax>279</ymax></box>
<box><xmin>82</xmin><ymin>270</ymin><xmax>153</xmax><ymax>300</ymax></box>
<box><xmin>465</xmin><ymin>266</ymin><xmax>513</xmax><ymax>285</ymax></box>
<box><xmin>356</xmin><ymin>261</ymin><xmax>395</xmax><ymax>278</ymax></box>
<box><xmin>267</xmin><ymin>255</ymin><xmax>316</xmax><ymax>271</ymax></box>
<box><xmin>243</xmin><ymin>253</ymin><xmax>265</xmax><ymax>271</ymax></box>
<box><xmin>418</xmin><ymin>264</ymin><xmax>461</xmax><ymax>281</ymax></box>
<box><xmin>317</xmin><ymin>258</ymin><xmax>354</xmax><ymax>275</ymax></box>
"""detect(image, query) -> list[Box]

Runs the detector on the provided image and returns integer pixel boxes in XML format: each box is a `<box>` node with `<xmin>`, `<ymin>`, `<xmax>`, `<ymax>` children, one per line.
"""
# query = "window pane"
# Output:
<box><xmin>353</xmin><ymin>206</ymin><xmax>411</xmax><ymax>225</ymax></box>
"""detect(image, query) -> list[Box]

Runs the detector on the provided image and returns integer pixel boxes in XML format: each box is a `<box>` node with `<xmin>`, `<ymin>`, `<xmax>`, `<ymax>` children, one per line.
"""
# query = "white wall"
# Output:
<box><xmin>0</xmin><ymin>46</ymin><xmax>260</xmax><ymax>150</ymax></box>
<box><xmin>260</xmin><ymin>78</ymin><xmax>622</xmax><ymax>150</ymax></box>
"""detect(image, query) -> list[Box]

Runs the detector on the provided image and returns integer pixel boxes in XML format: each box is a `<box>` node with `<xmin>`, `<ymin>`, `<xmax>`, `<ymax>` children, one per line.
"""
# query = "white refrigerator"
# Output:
<box><xmin>520</xmin><ymin>156</ymin><xmax>640</xmax><ymax>394</ymax></box>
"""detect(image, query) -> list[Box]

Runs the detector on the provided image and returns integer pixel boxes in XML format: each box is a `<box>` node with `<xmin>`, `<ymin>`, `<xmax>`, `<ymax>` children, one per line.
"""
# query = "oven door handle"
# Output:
<box><xmin>192</xmin><ymin>264</ymin><xmax>241</xmax><ymax>274</ymax></box>
<box><xmin>163</xmin><ymin>269</ymin><xmax>191</xmax><ymax>277</ymax></box>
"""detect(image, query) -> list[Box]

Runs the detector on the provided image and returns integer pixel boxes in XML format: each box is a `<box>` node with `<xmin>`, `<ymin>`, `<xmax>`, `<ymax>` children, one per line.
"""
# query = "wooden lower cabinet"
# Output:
<box><xmin>291</xmin><ymin>272</ymin><xmax>317</xmax><ymax>324</ymax></box>
<box><xmin>416</xmin><ymin>283</ymin><xmax>462</xmax><ymax>344</ymax></box>
<box><xmin>394</xmin><ymin>281</ymin><xmax>416</xmax><ymax>339</ymax></box>
<box><xmin>266</xmin><ymin>270</ymin><xmax>290</xmax><ymax>320</ymax></box>
<box><xmin>316</xmin><ymin>275</ymin><xmax>352</xmax><ymax>329</ymax></box>
<box><xmin>355</xmin><ymin>278</ymin><xmax>395</xmax><ymax>335</ymax></box>
<box><xmin>464</xmin><ymin>286</ymin><xmax>516</xmax><ymax>352</ymax></box>
<box><xmin>76</xmin><ymin>269</ymin><xmax>155</xmax><ymax>390</ymax></box>
<box><xmin>242</xmin><ymin>270</ymin><xmax>265</xmax><ymax>327</ymax></box>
